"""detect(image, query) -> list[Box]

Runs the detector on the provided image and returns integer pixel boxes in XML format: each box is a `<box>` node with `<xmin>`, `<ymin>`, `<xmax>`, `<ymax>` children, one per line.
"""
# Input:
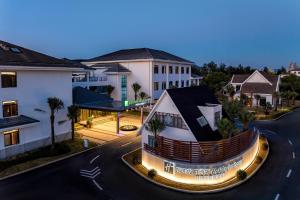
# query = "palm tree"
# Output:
<box><xmin>47</xmin><ymin>97</ymin><xmax>64</xmax><ymax>149</ymax></box>
<box><xmin>254</xmin><ymin>95</ymin><xmax>261</xmax><ymax>108</ymax></box>
<box><xmin>139</xmin><ymin>91</ymin><xmax>148</xmax><ymax>100</ymax></box>
<box><xmin>67</xmin><ymin>105</ymin><xmax>80</xmax><ymax>140</ymax></box>
<box><xmin>146</xmin><ymin>117</ymin><xmax>165</xmax><ymax>146</ymax></box>
<box><xmin>239</xmin><ymin>109</ymin><xmax>255</xmax><ymax>131</ymax></box>
<box><xmin>291</xmin><ymin>91</ymin><xmax>298</xmax><ymax>105</ymax></box>
<box><xmin>132</xmin><ymin>82</ymin><xmax>141</xmax><ymax>100</ymax></box>
<box><xmin>106</xmin><ymin>85</ymin><xmax>115</xmax><ymax>97</ymax></box>
<box><xmin>272</xmin><ymin>91</ymin><xmax>280</xmax><ymax>111</ymax></box>
<box><xmin>217</xmin><ymin>118</ymin><xmax>234</xmax><ymax>139</ymax></box>
<box><xmin>225</xmin><ymin>84</ymin><xmax>235</xmax><ymax>101</ymax></box>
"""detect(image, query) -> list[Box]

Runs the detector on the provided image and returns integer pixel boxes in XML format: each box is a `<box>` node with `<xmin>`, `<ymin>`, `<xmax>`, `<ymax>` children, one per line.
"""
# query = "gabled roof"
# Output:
<box><xmin>166</xmin><ymin>86</ymin><xmax>223</xmax><ymax>141</ymax></box>
<box><xmin>85</xmin><ymin>48</ymin><xmax>193</xmax><ymax>63</ymax></box>
<box><xmin>0</xmin><ymin>40</ymin><xmax>87</xmax><ymax>69</ymax></box>
<box><xmin>231</xmin><ymin>74</ymin><xmax>249</xmax><ymax>83</ymax></box>
<box><xmin>91</xmin><ymin>63</ymin><xmax>131</xmax><ymax>73</ymax></box>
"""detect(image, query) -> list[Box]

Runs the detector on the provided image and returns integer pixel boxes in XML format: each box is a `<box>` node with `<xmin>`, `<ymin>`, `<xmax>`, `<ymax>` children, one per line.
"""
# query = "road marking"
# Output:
<box><xmin>293</xmin><ymin>152</ymin><xmax>295</xmax><ymax>159</ymax></box>
<box><xmin>90</xmin><ymin>155</ymin><xmax>100</xmax><ymax>164</ymax></box>
<box><xmin>288</xmin><ymin>139</ymin><xmax>293</xmax><ymax>146</ymax></box>
<box><xmin>80</xmin><ymin>166</ymin><xmax>99</xmax><ymax>173</ymax></box>
<box><xmin>92</xmin><ymin>179</ymin><xmax>103</xmax><ymax>191</ymax></box>
<box><xmin>286</xmin><ymin>169</ymin><xmax>292</xmax><ymax>178</ymax></box>
<box><xmin>80</xmin><ymin>166</ymin><xmax>101</xmax><ymax>179</ymax></box>
<box><xmin>121</xmin><ymin>142</ymin><xmax>132</xmax><ymax>147</ymax></box>
<box><xmin>274</xmin><ymin>193</ymin><xmax>280</xmax><ymax>200</ymax></box>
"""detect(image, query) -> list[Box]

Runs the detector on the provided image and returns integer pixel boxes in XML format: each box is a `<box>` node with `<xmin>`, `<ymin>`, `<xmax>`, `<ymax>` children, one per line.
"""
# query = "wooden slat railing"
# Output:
<box><xmin>144</xmin><ymin>129</ymin><xmax>258</xmax><ymax>164</ymax></box>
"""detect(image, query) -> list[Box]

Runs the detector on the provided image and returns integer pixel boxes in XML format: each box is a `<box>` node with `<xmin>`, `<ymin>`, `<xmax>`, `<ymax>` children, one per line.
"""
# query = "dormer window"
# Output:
<box><xmin>197</xmin><ymin>116</ymin><xmax>208</xmax><ymax>127</ymax></box>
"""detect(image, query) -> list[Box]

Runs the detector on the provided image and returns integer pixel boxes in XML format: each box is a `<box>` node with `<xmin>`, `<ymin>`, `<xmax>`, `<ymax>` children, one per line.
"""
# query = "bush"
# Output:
<box><xmin>255</xmin><ymin>156</ymin><xmax>263</xmax><ymax>164</ymax></box>
<box><xmin>259</xmin><ymin>134</ymin><xmax>266</xmax><ymax>140</ymax></box>
<box><xmin>148</xmin><ymin>169</ymin><xmax>157</xmax><ymax>179</ymax></box>
<box><xmin>236</xmin><ymin>169</ymin><xmax>247</xmax><ymax>180</ymax></box>
<box><xmin>262</xmin><ymin>143</ymin><xmax>269</xmax><ymax>150</ymax></box>
<box><xmin>132</xmin><ymin>155</ymin><xmax>141</xmax><ymax>165</ymax></box>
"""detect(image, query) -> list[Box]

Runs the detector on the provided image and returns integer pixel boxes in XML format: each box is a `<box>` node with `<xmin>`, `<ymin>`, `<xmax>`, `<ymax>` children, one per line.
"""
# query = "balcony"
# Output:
<box><xmin>72</xmin><ymin>76</ymin><xmax>108</xmax><ymax>83</ymax></box>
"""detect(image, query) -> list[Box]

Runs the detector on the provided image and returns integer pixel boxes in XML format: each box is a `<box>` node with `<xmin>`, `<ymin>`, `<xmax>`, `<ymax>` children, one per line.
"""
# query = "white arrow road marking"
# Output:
<box><xmin>80</xmin><ymin>166</ymin><xmax>99</xmax><ymax>173</ymax></box>
<box><xmin>274</xmin><ymin>193</ymin><xmax>280</xmax><ymax>200</ymax></box>
<box><xmin>121</xmin><ymin>142</ymin><xmax>132</xmax><ymax>147</ymax></box>
<box><xmin>80</xmin><ymin>166</ymin><xmax>101</xmax><ymax>179</ymax></box>
<box><xmin>288</xmin><ymin>139</ymin><xmax>293</xmax><ymax>146</ymax></box>
<box><xmin>90</xmin><ymin>155</ymin><xmax>100</xmax><ymax>164</ymax></box>
<box><xmin>93</xmin><ymin>179</ymin><xmax>103</xmax><ymax>191</ymax></box>
<box><xmin>286</xmin><ymin>169</ymin><xmax>292</xmax><ymax>178</ymax></box>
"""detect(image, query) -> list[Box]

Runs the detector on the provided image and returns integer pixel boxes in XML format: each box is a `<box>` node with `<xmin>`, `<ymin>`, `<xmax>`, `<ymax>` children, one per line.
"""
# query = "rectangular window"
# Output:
<box><xmin>154</xmin><ymin>112</ymin><xmax>187</xmax><ymax>129</ymax></box>
<box><xmin>1</xmin><ymin>72</ymin><xmax>17</xmax><ymax>88</ymax></box>
<box><xmin>148</xmin><ymin>135</ymin><xmax>156</xmax><ymax>148</ymax></box>
<box><xmin>181</xmin><ymin>80</ymin><xmax>184</xmax><ymax>88</ymax></box>
<box><xmin>169</xmin><ymin>66</ymin><xmax>173</xmax><ymax>74</ymax></box>
<box><xmin>186</xmin><ymin>67</ymin><xmax>190</xmax><ymax>74</ymax></box>
<box><xmin>162</xmin><ymin>65</ymin><xmax>166</xmax><ymax>74</ymax></box>
<box><xmin>154</xmin><ymin>65</ymin><xmax>159</xmax><ymax>74</ymax></box>
<box><xmin>214</xmin><ymin>111</ymin><xmax>221</xmax><ymax>127</ymax></box>
<box><xmin>3</xmin><ymin>101</ymin><xmax>18</xmax><ymax>118</ymax></box>
<box><xmin>186</xmin><ymin>80</ymin><xmax>189</xmax><ymax>87</ymax></box>
<box><xmin>236</xmin><ymin>85</ymin><xmax>241</xmax><ymax>91</ymax></box>
<box><xmin>162</xmin><ymin>81</ymin><xmax>166</xmax><ymax>90</ymax></box>
<box><xmin>154</xmin><ymin>82</ymin><xmax>159</xmax><ymax>91</ymax></box>
<box><xmin>181</xmin><ymin>67</ymin><xmax>185</xmax><ymax>74</ymax></box>
<box><xmin>121</xmin><ymin>75</ymin><xmax>127</xmax><ymax>102</ymax></box>
<box><xmin>197</xmin><ymin>116</ymin><xmax>208</xmax><ymax>127</ymax></box>
<box><xmin>175</xmin><ymin>81</ymin><xmax>179</xmax><ymax>88</ymax></box>
<box><xmin>4</xmin><ymin>129</ymin><xmax>19</xmax><ymax>146</ymax></box>
<box><xmin>169</xmin><ymin>81</ymin><xmax>173</xmax><ymax>88</ymax></box>
<box><xmin>175</xmin><ymin>66</ymin><xmax>179</xmax><ymax>74</ymax></box>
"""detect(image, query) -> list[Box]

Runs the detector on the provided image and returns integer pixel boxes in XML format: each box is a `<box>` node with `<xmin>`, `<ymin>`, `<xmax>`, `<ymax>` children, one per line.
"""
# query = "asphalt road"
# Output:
<box><xmin>0</xmin><ymin>109</ymin><xmax>299</xmax><ymax>200</ymax></box>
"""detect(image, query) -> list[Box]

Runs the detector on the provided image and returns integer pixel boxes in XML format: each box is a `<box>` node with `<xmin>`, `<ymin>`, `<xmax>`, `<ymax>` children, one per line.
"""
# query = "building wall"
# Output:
<box><xmin>0</xmin><ymin>70</ymin><xmax>72</xmax><ymax>158</ymax></box>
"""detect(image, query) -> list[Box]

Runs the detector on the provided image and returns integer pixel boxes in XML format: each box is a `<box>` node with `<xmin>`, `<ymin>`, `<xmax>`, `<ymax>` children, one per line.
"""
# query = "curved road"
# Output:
<box><xmin>0</xmin><ymin>109</ymin><xmax>299</xmax><ymax>200</ymax></box>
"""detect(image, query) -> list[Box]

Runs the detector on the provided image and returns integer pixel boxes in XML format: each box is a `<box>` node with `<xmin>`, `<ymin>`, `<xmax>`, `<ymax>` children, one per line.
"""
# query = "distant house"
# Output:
<box><xmin>288</xmin><ymin>62</ymin><xmax>300</xmax><ymax>77</ymax></box>
<box><xmin>228</xmin><ymin>70</ymin><xmax>280</xmax><ymax>107</ymax></box>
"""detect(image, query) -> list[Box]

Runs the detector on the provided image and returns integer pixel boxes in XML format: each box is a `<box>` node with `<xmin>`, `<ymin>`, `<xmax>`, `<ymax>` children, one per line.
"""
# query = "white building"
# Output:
<box><xmin>0</xmin><ymin>40</ymin><xmax>86</xmax><ymax>159</ymax></box>
<box><xmin>229</xmin><ymin>70</ymin><xmax>280</xmax><ymax>106</ymax></box>
<box><xmin>288</xmin><ymin>62</ymin><xmax>300</xmax><ymax>77</ymax></box>
<box><xmin>73</xmin><ymin>48</ymin><xmax>197</xmax><ymax>101</ymax></box>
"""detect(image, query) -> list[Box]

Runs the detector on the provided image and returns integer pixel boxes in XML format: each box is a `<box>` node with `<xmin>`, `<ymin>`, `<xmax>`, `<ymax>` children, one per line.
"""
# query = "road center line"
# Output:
<box><xmin>274</xmin><ymin>193</ymin><xmax>280</xmax><ymax>200</ymax></box>
<box><xmin>90</xmin><ymin>155</ymin><xmax>100</xmax><ymax>164</ymax></box>
<box><xmin>121</xmin><ymin>142</ymin><xmax>132</xmax><ymax>147</ymax></box>
<box><xmin>292</xmin><ymin>152</ymin><xmax>295</xmax><ymax>159</ymax></box>
<box><xmin>288</xmin><ymin>139</ymin><xmax>293</xmax><ymax>146</ymax></box>
<box><xmin>92</xmin><ymin>179</ymin><xmax>103</xmax><ymax>191</ymax></box>
<box><xmin>286</xmin><ymin>169</ymin><xmax>292</xmax><ymax>178</ymax></box>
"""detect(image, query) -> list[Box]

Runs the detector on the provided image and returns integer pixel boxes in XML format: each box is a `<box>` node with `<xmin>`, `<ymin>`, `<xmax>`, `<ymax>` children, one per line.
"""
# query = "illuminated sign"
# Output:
<box><xmin>164</xmin><ymin>161</ymin><xmax>174</xmax><ymax>174</ymax></box>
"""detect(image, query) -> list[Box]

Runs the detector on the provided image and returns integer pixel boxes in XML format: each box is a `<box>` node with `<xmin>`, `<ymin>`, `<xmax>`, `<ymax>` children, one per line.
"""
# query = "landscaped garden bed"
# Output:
<box><xmin>122</xmin><ymin>135</ymin><xmax>269</xmax><ymax>193</ymax></box>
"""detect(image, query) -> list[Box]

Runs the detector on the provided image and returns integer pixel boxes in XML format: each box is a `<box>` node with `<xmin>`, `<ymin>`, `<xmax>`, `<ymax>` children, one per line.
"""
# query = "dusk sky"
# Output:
<box><xmin>1</xmin><ymin>0</ymin><xmax>300</xmax><ymax>69</ymax></box>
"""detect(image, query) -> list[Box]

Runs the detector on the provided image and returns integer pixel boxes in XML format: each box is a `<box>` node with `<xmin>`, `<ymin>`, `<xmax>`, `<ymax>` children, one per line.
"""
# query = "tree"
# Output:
<box><xmin>203</xmin><ymin>72</ymin><xmax>230</xmax><ymax>92</ymax></box>
<box><xmin>254</xmin><ymin>95</ymin><xmax>261</xmax><ymax>108</ymax></box>
<box><xmin>239</xmin><ymin>109</ymin><xmax>255</xmax><ymax>131</ymax></box>
<box><xmin>240</xmin><ymin>93</ymin><xmax>248</xmax><ymax>105</ymax></box>
<box><xmin>225</xmin><ymin>84</ymin><xmax>235</xmax><ymax>101</ymax></box>
<box><xmin>272</xmin><ymin>91</ymin><xmax>280</xmax><ymax>111</ymax></box>
<box><xmin>284</xmin><ymin>91</ymin><xmax>293</xmax><ymax>106</ymax></box>
<box><xmin>217</xmin><ymin>118</ymin><xmax>234</xmax><ymax>139</ymax></box>
<box><xmin>223</xmin><ymin>99</ymin><xmax>244</xmax><ymax>119</ymax></box>
<box><xmin>146</xmin><ymin>117</ymin><xmax>165</xmax><ymax>144</ymax></box>
<box><xmin>106</xmin><ymin>85</ymin><xmax>115</xmax><ymax>97</ymax></box>
<box><xmin>132</xmin><ymin>82</ymin><xmax>141</xmax><ymax>100</ymax></box>
<box><xmin>139</xmin><ymin>91</ymin><xmax>148</xmax><ymax>100</ymax></box>
<box><xmin>67</xmin><ymin>105</ymin><xmax>80</xmax><ymax>140</ymax></box>
<box><xmin>265</xmin><ymin>102</ymin><xmax>272</xmax><ymax>115</ymax></box>
<box><xmin>291</xmin><ymin>91</ymin><xmax>298</xmax><ymax>105</ymax></box>
<box><xmin>47</xmin><ymin>97</ymin><xmax>64</xmax><ymax>149</ymax></box>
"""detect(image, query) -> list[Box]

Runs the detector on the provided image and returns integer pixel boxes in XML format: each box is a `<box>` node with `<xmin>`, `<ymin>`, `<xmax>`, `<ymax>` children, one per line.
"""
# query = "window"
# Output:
<box><xmin>10</xmin><ymin>47</ymin><xmax>21</xmax><ymax>53</ymax></box>
<box><xmin>148</xmin><ymin>135</ymin><xmax>156</xmax><ymax>148</ymax></box>
<box><xmin>121</xmin><ymin>75</ymin><xmax>127</xmax><ymax>102</ymax></box>
<box><xmin>162</xmin><ymin>81</ymin><xmax>166</xmax><ymax>90</ymax></box>
<box><xmin>154</xmin><ymin>65</ymin><xmax>159</xmax><ymax>74</ymax></box>
<box><xmin>169</xmin><ymin>81</ymin><xmax>173</xmax><ymax>88</ymax></box>
<box><xmin>186</xmin><ymin>67</ymin><xmax>190</xmax><ymax>74</ymax></box>
<box><xmin>197</xmin><ymin>116</ymin><xmax>208</xmax><ymax>127</ymax></box>
<box><xmin>1</xmin><ymin>72</ymin><xmax>17</xmax><ymax>88</ymax></box>
<box><xmin>3</xmin><ymin>101</ymin><xmax>18</xmax><ymax>117</ymax></box>
<box><xmin>162</xmin><ymin>65</ymin><xmax>166</xmax><ymax>74</ymax></box>
<box><xmin>186</xmin><ymin>80</ymin><xmax>189</xmax><ymax>87</ymax></box>
<box><xmin>169</xmin><ymin>66</ymin><xmax>173</xmax><ymax>74</ymax></box>
<box><xmin>154</xmin><ymin>82</ymin><xmax>159</xmax><ymax>91</ymax></box>
<box><xmin>175</xmin><ymin>66</ymin><xmax>179</xmax><ymax>74</ymax></box>
<box><xmin>181</xmin><ymin>67</ymin><xmax>185</xmax><ymax>74</ymax></box>
<box><xmin>175</xmin><ymin>81</ymin><xmax>179</xmax><ymax>88</ymax></box>
<box><xmin>236</xmin><ymin>85</ymin><xmax>241</xmax><ymax>91</ymax></box>
<box><xmin>181</xmin><ymin>80</ymin><xmax>184</xmax><ymax>88</ymax></box>
<box><xmin>154</xmin><ymin>112</ymin><xmax>187</xmax><ymax>129</ymax></box>
<box><xmin>4</xmin><ymin>129</ymin><xmax>19</xmax><ymax>146</ymax></box>
<box><xmin>214</xmin><ymin>111</ymin><xmax>221</xmax><ymax>127</ymax></box>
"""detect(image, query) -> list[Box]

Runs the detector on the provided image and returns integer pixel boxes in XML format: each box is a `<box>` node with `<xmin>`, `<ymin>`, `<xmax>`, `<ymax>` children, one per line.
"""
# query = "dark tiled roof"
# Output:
<box><xmin>0</xmin><ymin>40</ymin><xmax>87</xmax><ymax>69</ymax></box>
<box><xmin>91</xmin><ymin>63</ymin><xmax>131</xmax><ymax>73</ymax></box>
<box><xmin>166</xmin><ymin>86</ymin><xmax>223</xmax><ymax>141</ymax></box>
<box><xmin>86</xmin><ymin>48</ymin><xmax>193</xmax><ymax>63</ymax></box>
<box><xmin>73</xmin><ymin>86</ymin><xmax>113</xmax><ymax>105</ymax></box>
<box><xmin>231</xmin><ymin>74</ymin><xmax>250</xmax><ymax>83</ymax></box>
<box><xmin>0</xmin><ymin>115</ymin><xmax>39</xmax><ymax>130</ymax></box>
<box><xmin>241</xmin><ymin>83</ymin><xmax>277</xmax><ymax>94</ymax></box>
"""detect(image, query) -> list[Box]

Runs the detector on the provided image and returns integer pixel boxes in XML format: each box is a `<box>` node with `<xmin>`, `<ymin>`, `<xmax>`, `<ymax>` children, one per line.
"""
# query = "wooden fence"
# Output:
<box><xmin>144</xmin><ymin>130</ymin><xmax>258</xmax><ymax>164</ymax></box>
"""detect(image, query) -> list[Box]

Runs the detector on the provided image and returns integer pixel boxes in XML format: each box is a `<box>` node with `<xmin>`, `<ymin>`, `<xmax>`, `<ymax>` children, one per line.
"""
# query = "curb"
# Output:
<box><xmin>121</xmin><ymin>139</ymin><xmax>269</xmax><ymax>194</ymax></box>
<box><xmin>257</xmin><ymin>107</ymin><xmax>300</xmax><ymax>121</ymax></box>
<box><xmin>0</xmin><ymin>133</ymin><xmax>135</xmax><ymax>181</ymax></box>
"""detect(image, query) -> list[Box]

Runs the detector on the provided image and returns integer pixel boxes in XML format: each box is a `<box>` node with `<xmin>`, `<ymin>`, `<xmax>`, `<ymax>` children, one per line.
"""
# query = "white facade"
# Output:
<box><xmin>0</xmin><ymin>67</ymin><xmax>75</xmax><ymax>159</ymax></box>
<box><xmin>77</xmin><ymin>58</ymin><xmax>193</xmax><ymax>101</ymax></box>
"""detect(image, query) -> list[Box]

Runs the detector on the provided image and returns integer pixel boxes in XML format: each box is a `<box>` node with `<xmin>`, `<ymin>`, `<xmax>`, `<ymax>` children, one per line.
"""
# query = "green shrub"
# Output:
<box><xmin>148</xmin><ymin>169</ymin><xmax>157</xmax><ymax>179</ymax></box>
<box><xmin>236</xmin><ymin>169</ymin><xmax>247</xmax><ymax>180</ymax></box>
<box><xmin>255</xmin><ymin>156</ymin><xmax>263</xmax><ymax>164</ymax></box>
<box><xmin>262</xmin><ymin>143</ymin><xmax>269</xmax><ymax>150</ymax></box>
<box><xmin>132</xmin><ymin>155</ymin><xmax>141</xmax><ymax>165</ymax></box>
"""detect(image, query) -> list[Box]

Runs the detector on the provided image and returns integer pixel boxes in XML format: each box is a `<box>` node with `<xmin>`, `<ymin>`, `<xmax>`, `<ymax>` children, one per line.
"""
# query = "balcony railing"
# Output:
<box><xmin>72</xmin><ymin>76</ymin><xmax>108</xmax><ymax>83</ymax></box>
<box><xmin>72</xmin><ymin>77</ymin><xmax>87</xmax><ymax>82</ymax></box>
<box><xmin>144</xmin><ymin>129</ymin><xmax>258</xmax><ymax>164</ymax></box>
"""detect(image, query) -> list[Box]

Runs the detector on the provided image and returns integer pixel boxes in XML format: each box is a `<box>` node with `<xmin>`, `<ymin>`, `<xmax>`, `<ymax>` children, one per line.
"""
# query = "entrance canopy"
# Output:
<box><xmin>73</xmin><ymin>87</ymin><xmax>150</xmax><ymax>112</ymax></box>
